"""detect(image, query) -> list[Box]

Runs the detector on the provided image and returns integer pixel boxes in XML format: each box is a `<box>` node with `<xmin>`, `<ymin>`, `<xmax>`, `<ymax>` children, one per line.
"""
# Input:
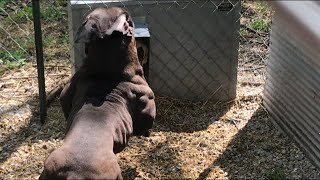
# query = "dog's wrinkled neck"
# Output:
<box><xmin>84</xmin><ymin>35</ymin><xmax>142</xmax><ymax>79</ymax></box>
<box><xmin>85</xmin><ymin>38</ymin><xmax>129</xmax><ymax>72</ymax></box>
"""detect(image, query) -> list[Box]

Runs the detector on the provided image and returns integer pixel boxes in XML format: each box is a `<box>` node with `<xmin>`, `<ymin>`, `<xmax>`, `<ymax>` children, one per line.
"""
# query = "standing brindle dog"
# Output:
<box><xmin>39</xmin><ymin>7</ymin><xmax>156</xmax><ymax>180</ymax></box>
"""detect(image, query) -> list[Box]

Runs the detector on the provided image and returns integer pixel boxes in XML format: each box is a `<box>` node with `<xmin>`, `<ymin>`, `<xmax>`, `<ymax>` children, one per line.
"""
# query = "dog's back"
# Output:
<box><xmin>39</xmin><ymin>138</ymin><xmax>123</xmax><ymax>180</ymax></box>
<box><xmin>40</xmin><ymin>7</ymin><xmax>156</xmax><ymax>180</ymax></box>
<box><xmin>41</xmin><ymin>96</ymin><xmax>128</xmax><ymax>179</ymax></box>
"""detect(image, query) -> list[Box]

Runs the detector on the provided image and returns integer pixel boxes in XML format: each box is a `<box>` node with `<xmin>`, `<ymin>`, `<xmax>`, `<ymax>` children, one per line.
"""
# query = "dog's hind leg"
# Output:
<box><xmin>59</xmin><ymin>82</ymin><xmax>74</xmax><ymax>120</ymax></box>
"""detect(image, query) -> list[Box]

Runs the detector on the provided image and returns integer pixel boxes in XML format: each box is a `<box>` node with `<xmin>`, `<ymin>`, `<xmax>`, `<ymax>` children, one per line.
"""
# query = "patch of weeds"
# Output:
<box><xmin>2</xmin><ymin>2</ymin><xmax>33</xmax><ymax>24</ymax></box>
<box><xmin>0</xmin><ymin>50</ymin><xmax>27</xmax><ymax>69</ymax></box>
<box><xmin>255</xmin><ymin>0</ymin><xmax>270</xmax><ymax>14</ymax></box>
<box><xmin>0</xmin><ymin>66</ymin><xmax>6</xmax><ymax>76</ymax></box>
<box><xmin>266</xmin><ymin>170</ymin><xmax>286</xmax><ymax>180</ymax></box>
<box><xmin>59</xmin><ymin>31</ymin><xmax>69</xmax><ymax>44</ymax></box>
<box><xmin>25</xmin><ymin>38</ymin><xmax>35</xmax><ymax>52</ymax></box>
<box><xmin>0</xmin><ymin>1</ymin><xmax>5</xmax><ymax>9</ymax></box>
<box><xmin>249</xmin><ymin>18</ymin><xmax>270</xmax><ymax>31</ymax></box>
<box><xmin>5</xmin><ymin>58</ymin><xmax>27</xmax><ymax>69</ymax></box>
<box><xmin>241</xmin><ymin>1</ymin><xmax>256</xmax><ymax>18</ymax></box>
<box><xmin>43</xmin><ymin>34</ymin><xmax>57</xmax><ymax>48</ymax></box>
<box><xmin>14</xmin><ymin>5</ymin><xmax>33</xmax><ymax>22</ymax></box>
<box><xmin>56</xmin><ymin>0</ymin><xmax>68</xmax><ymax>7</ymax></box>
<box><xmin>41</xmin><ymin>5</ymin><xmax>66</xmax><ymax>21</ymax></box>
<box><xmin>1</xmin><ymin>1</ymin><xmax>67</xmax><ymax>23</ymax></box>
<box><xmin>43</xmin><ymin>31</ymin><xmax>69</xmax><ymax>48</ymax></box>
<box><xmin>240</xmin><ymin>28</ymin><xmax>249</xmax><ymax>37</ymax></box>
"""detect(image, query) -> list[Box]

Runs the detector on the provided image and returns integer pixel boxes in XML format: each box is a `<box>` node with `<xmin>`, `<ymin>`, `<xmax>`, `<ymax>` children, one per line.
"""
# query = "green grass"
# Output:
<box><xmin>266</xmin><ymin>170</ymin><xmax>286</xmax><ymax>180</ymax></box>
<box><xmin>0</xmin><ymin>1</ymin><xmax>5</xmax><ymax>9</ymax></box>
<box><xmin>240</xmin><ymin>28</ymin><xmax>249</xmax><ymax>37</ymax></box>
<box><xmin>41</xmin><ymin>5</ymin><xmax>66</xmax><ymax>21</ymax></box>
<box><xmin>0</xmin><ymin>50</ymin><xmax>27</xmax><ymax>69</ymax></box>
<box><xmin>44</xmin><ymin>34</ymin><xmax>57</xmax><ymax>48</ymax></box>
<box><xmin>60</xmin><ymin>31</ymin><xmax>69</xmax><ymax>44</ymax></box>
<box><xmin>0</xmin><ymin>35</ymin><xmax>36</xmax><ymax>69</ymax></box>
<box><xmin>241</xmin><ymin>0</ymin><xmax>271</xmax><ymax>33</ymax></box>
<box><xmin>1</xmin><ymin>0</ymin><xmax>67</xmax><ymax>23</ymax></box>
<box><xmin>249</xmin><ymin>18</ymin><xmax>270</xmax><ymax>31</ymax></box>
<box><xmin>0</xmin><ymin>1</ymin><xmax>68</xmax><ymax>70</ymax></box>
<box><xmin>14</xmin><ymin>6</ymin><xmax>33</xmax><ymax>23</ymax></box>
<box><xmin>0</xmin><ymin>1</ymin><xmax>33</xmax><ymax>23</ymax></box>
<box><xmin>256</xmin><ymin>0</ymin><xmax>270</xmax><ymax>14</ymax></box>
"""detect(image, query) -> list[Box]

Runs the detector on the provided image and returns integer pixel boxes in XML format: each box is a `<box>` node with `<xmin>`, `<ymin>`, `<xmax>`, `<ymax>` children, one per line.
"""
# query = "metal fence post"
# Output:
<box><xmin>32</xmin><ymin>0</ymin><xmax>47</xmax><ymax>123</ymax></box>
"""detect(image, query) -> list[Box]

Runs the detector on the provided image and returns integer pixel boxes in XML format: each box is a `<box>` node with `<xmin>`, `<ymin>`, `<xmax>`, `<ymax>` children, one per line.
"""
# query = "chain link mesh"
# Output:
<box><xmin>0</xmin><ymin>0</ymin><xmax>271</xmax><ymax>116</ymax></box>
<box><xmin>68</xmin><ymin>0</ymin><xmax>241</xmax><ymax>102</ymax></box>
<box><xmin>0</xmin><ymin>0</ymin><xmax>275</xmax><ymax>179</ymax></box>
<box><xmin>0</xmin><ymin>0</ymin><xmax>270</xmax><ymax>120</ymax></box>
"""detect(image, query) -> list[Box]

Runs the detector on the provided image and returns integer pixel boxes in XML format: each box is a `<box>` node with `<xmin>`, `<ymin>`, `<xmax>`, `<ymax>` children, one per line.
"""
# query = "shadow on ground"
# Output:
<box><xmin>197</xmin><ymin>105</ymin><xmax>319</xmax><ymax>179</ymax></box>
<box><xmin>121</xmin><ymin>134</ymin><xmax>187</xmax><ymax>179</ymax></box>
<box><xmin>0</xmin><ymin>97</ymin><xmax>65</xmax><ymax>165</ymax></box>
<box><xmin>153</xmin><ymin>96</ymin><xmax>234</xmax><ymax>133</ymax></box>
<box><xmin>120</xmin><ymin>97</ymin><xmax>236</xmax><ymax>179</ymax></box>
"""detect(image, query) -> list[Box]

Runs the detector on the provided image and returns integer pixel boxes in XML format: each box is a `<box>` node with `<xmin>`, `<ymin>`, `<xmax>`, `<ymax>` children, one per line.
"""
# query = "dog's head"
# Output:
<box><xmin>75</xmin><ymin>7</ymin><xmax>134</xmax><ymax>44</ymax></box>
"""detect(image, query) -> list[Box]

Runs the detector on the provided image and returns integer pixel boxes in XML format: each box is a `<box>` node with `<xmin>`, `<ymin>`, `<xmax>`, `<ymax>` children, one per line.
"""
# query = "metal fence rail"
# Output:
<box><xmin>32</xmin><ymin>0</ymin><xmax>46</xmax><ymax>123</ymax></box>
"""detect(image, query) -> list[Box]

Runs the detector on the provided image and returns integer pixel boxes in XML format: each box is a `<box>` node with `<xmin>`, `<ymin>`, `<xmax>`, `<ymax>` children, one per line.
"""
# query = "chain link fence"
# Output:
<box><xmin>3</xmin><ymin>1</ymin><xmax>320</xmax><ymax>179</ymax></box>
<box><xmin>0</xmin><ymin>0</ymin><xmax>270</xmax><ymax>122</ymax></box>
<box><xmin>69</xmin><ymin>0</ymin><xmax>241</xmax><ymax>104</ymax></box>
<box><xmin>0</xmin><ymin>0</ymin><xmax>271</xmax><ymax>128</ymax></box>
<box><xmin>0</xmin><ymin>0</ymin><xmax>270</xmax><ymax>121</ymax></box>
<box><xmin>0</xmin><ymin>0</ymin><xmax>244</xmax><ymax>117</ymax></box>
<box><xmin>0</xmin><ymin>0</ymin><xmax>70</xmax><ymax>122</ymax></box>
<box><xmin>1</xmin><ymin>1</ymin><xmax>293</xmax><ymax>179</ymax></box>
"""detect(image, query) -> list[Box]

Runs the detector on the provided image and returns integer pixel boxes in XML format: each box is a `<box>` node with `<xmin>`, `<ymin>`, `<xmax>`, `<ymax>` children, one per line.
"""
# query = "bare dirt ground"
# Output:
<box><xmin>1</xmin><ymin>1</ymin><xmax>320</xmax><ymax>179</ymax></box>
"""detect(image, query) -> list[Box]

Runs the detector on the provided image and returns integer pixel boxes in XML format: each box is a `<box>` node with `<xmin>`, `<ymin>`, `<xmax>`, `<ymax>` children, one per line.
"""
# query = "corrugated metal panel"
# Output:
<box><xmin>68</xmin><ymin>0</ymin><xmax>240</xmax><ymax>101</ymax></box>
<box><xmin>263</xmin><ymin>1</ymin><xmax>320</xmax><ymax>167</ymax></box>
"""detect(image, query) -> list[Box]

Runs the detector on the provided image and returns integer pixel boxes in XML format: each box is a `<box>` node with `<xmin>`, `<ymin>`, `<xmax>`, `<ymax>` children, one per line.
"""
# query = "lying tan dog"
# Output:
<box><xmin>39</xmin><ymin>7</ymin><xmax>156</xmax><ymax>180</ymax></box>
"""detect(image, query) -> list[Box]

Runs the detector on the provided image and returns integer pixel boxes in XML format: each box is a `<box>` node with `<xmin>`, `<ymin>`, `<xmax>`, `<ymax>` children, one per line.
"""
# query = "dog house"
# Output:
<box><xmin>264</xmin><ymin>1</ymin><xmax>320</xmax><ymax>167</ymax></box>
<box><xmin>68</xmin><ymin>0</ymin><xmax>240</xmax><ymax>101</ymax></box>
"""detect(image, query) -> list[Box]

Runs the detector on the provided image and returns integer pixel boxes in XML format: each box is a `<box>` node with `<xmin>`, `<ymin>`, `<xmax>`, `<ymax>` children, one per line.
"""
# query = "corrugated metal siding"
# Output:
<box><xmin>263</xmin><ymin>1</ymin><xmax>320</xmax><ymax>167</ymax></box>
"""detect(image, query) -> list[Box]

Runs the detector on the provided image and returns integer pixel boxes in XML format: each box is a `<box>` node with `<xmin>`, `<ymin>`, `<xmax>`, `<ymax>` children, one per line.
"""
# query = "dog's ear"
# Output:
<box><xmin>75</xmin><ymin>17</ymin><xmax>103</xmax><ymax>43</ymax></box>
<box><xmin>75</xmin><ymin>12</ymin><xmax>134</xmax><ymax>43</ymax></box>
